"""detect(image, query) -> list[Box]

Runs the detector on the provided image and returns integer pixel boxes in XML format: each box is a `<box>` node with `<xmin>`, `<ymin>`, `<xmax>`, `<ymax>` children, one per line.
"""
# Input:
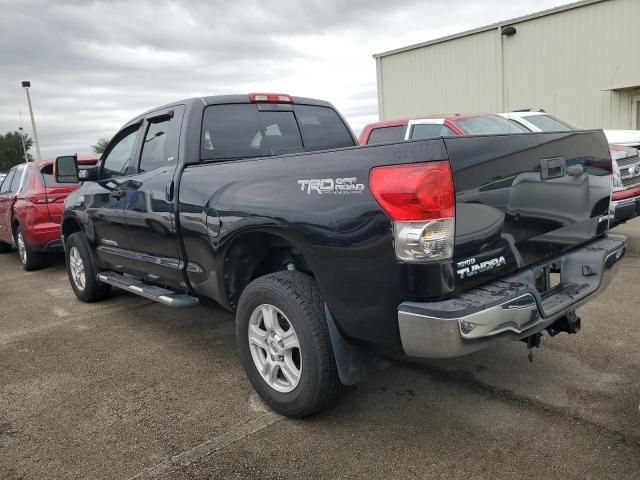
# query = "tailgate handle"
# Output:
<box><xmin>540</xmin><ymin>157</ymin><xmax>566</xmax><ymax>180</ymax></box>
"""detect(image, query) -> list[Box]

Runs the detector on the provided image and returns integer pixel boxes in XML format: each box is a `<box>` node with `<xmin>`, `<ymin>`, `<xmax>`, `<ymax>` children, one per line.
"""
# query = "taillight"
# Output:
<box><xmin>370</xmin><ymin>161</ymin><xmax>455</xmax><ymax>262</ymax></box>
<box><xmin>249</xmin><ymin>93</ymin><xmax>293</xmax><ymax>103</ymax></box>
<box><xmin>25</xmin><ymin>194</ymin><xmax>53</xmax><ymax>204</ymax></box>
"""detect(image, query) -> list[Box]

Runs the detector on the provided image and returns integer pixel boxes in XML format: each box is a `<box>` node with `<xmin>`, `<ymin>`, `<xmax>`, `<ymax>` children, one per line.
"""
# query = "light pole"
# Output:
<box><xmin>21</xmin><ymin>81</ymin><xmax>42</xmax><ymax>160</ymax></box>
<box><xmin>18</xmin><ymin>127</ymin><xmax>29</xmax><ymax>163</ymax></box>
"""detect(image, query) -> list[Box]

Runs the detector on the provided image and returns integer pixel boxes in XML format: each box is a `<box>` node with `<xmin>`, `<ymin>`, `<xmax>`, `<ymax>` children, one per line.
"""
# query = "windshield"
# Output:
<box><xmin>455</xmin><ymin>115</ymin><xmax>527</xmax><ymax>135</ymax></box>
<box><xmin>524</xmin><ymin>114</ymin><xmax>577</xmax><ymax>132</ymax></box>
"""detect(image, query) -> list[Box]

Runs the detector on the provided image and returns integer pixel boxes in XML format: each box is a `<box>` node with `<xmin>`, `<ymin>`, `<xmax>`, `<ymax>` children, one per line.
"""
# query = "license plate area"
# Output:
<box><xmin>534</xmin><ymin>262</ymin><xmax>562</xmax><ymax>297</ymax></box>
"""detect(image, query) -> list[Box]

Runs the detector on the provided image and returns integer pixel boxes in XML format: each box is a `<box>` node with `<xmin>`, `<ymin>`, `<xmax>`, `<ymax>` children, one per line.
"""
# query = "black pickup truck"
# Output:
<box><xmin>55</xmin><ymin>93</ymin><xmax>626</xmax><ymax>417</ymax></box>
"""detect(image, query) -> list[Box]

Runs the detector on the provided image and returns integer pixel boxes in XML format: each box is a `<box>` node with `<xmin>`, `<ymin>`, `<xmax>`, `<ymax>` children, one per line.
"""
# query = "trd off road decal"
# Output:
<box><xmin>297</xmin><ymin>177</ymin><xmax>365</xmax><ymax>195</ymax></box>
<box><xmin>456</xmin><ymin>256</ymin><xmax>507</xmax><ymax>279</ymax></box>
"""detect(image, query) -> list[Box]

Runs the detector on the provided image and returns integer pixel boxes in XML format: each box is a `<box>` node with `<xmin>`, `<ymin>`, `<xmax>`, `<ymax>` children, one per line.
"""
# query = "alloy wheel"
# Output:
<box><xmin>248</xmin><ymin>303</ymin><xmax>302</xmax><ymax>393</ymax></box>
<box><xmin>69</xmin><ymin>246</ymin><xmax>86</xmax><ymax>291</ymax></box>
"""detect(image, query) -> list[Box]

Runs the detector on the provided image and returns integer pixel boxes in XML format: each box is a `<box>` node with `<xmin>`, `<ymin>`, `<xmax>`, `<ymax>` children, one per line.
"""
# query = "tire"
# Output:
<box><xmin>0</xmin><ymin>241</ymin><xmax>12</xmax><ymax>253</ymax></box>
<box><xmin>15</xmin><ymin>226</ymin><xmax>45</xmax><ymax>271</ymax></box>
<box><xmin>236</xmin><ymin>271</ymin><xmax>342</xmax><ymax>417</ymax></box>
<box><xmin>65</xmin><ymin>232</ymin><xmax>111</xmax><ymax>302</ymax></box>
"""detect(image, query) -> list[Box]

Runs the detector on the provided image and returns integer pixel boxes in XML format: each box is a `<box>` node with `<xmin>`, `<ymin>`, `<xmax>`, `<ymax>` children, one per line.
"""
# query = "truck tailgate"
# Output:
<box><xmin>445</xmin><ymin>130</ymin><xmax>612</xmax><ymax>290</ymax></box>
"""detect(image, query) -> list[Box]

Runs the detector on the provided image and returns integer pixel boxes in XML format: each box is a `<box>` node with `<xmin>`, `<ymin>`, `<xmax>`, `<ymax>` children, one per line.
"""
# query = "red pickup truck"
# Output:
<box><xmin>0</xmin><ymin>155</ymin><xmax>98</xmax><ymax>270</ymax></box>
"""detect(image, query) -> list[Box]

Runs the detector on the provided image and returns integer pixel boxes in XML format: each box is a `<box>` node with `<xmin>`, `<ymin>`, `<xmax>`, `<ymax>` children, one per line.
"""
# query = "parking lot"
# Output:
<box><xmin>0</xmin><ymin>223</ymin><xmax>638</xmax><ymax>479</ymax></box>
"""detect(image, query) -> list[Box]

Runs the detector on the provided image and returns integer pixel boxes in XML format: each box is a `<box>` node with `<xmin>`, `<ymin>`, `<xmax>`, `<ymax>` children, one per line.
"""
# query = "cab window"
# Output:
<box><xmin>0</xmin><ymin>170</ymin><xmax>15</xmax><ymax>194</ymax></box>
<box><xmin>102</xmin><ymin>127</ymin><xmax>140</xmax><ymax>178</ymax></box>
<box><xmin>139</xmin><ymin>118</ymin><xmax>171</xmax><ymax>172</ymax></box>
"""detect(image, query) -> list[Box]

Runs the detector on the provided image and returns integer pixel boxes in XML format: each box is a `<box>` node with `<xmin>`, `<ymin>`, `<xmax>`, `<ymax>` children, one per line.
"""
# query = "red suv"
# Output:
<box><xmin>0</xmin><ymin>156</ymin><xmax>98</xmax><ymax>270</ymax></box>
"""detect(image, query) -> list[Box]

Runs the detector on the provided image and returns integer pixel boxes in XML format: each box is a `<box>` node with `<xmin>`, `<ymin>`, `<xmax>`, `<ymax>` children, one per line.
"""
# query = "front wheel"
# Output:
<box><xmin>65</xmin><ymin>232</ymin><xmax>111</xmax><ymax>302</ymax></box>
<box><xmin>236</xmin><ymin>271</ymin><xmax>342</xmax><ymax>417</ymax></box>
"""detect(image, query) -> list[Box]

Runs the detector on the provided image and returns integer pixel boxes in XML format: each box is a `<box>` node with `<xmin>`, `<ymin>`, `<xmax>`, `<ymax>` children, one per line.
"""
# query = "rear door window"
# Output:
<box><xmin>139</xmin><ymin>118</ymin><xmax>171</xmax><ymax>172</ymax></box>
<box><xmin>366</xmin><ymin>125</ymin><xmax>406</xmax><ymax>144</ymax></box>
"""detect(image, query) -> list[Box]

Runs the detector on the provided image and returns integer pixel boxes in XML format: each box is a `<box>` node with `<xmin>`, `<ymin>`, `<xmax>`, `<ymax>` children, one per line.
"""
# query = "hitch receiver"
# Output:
<box><xmin>546</xmin><ymin>311</ymin><xmax>581</xmax><ymax>337</ymax></box>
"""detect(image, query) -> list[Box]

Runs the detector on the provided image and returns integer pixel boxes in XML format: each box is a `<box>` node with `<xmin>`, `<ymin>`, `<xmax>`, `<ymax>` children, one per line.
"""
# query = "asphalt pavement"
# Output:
<box><xmin>1</xmin><ymin>222</ymin><xmax>639</xmax><ymax>479</ymax></box>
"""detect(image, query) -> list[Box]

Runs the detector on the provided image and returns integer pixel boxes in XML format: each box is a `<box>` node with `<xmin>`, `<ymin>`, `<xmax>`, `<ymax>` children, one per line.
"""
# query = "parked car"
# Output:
<box><xmin>358</xmin><ymin>112</ymin><xmax>527</xmax><ymax>145</ymax></box>
<box><xmin>500</xmin><ymin>110</ymin><xmax>640</xmax><ymax>149</ymax></box>
<box><xmin>0</xmin><ymin>156</ymin><xmax>99</xmax><ymax>270</ymax></box>
<box><xmin>500</xmin><ymin>111</ymin><xmax>640</xmax><ymax>225</ymax></box>
<box><xmin>54</xmin><ymin>94</ymin><xmax>624</xmax><ymax>417</ymax></box>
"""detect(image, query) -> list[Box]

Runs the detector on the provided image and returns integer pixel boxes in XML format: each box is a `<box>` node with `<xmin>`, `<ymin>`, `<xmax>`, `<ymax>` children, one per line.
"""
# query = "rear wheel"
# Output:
<box><xmin>65</xmin><ymin>232</ymin><xmax>111</xmax><ymax>302</ymax></box>
<box><xmin>15</xmin><ymin>226</ymin><xmax>45</xmax><ymax>271</ymax></box>
<box><xmin>236</xmin><ymin>271</ymin><xmax>342</xmax><ymax>417</ymax></box>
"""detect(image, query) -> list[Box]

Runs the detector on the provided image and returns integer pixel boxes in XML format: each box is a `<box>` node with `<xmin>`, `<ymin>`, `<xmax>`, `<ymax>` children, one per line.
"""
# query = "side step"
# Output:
<box><xmin>97</xmin><ymin>271</ymin><xmax>199</xmax><ymax>308</ymax></box>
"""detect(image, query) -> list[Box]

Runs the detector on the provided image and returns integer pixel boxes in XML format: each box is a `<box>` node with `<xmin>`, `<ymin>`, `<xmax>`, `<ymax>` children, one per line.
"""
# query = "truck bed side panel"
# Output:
<box><xmin>178</xmin><ymin>139</ymin><xmax>449</xmax><ymax>351</ymax></box>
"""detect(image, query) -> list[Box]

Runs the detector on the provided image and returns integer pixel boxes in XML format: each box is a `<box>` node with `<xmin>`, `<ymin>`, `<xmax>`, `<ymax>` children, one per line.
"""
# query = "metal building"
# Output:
<box><xmin>374</xmin><ymin>0</ymin><xmax>640</xmax><ymax>129</ymax></box>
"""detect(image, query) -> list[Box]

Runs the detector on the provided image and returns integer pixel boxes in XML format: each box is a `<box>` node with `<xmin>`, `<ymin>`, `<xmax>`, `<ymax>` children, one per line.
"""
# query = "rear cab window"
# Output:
<box><xmin>366</xmin><ymin>125</ymin><xmax>406</xmax><ymax>144</ymax></box>
<box><xmin>201</xmin><ymin>103</ymin><xmax>355</xmax><ymax>160</ymax></box>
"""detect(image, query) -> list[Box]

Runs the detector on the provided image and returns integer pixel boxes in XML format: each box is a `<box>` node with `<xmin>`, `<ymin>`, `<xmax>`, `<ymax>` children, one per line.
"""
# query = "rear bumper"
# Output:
<box><xmin>397</xmin><ymin>235</ymin><xmax>626</xmax><ymax>359</ymax></box>
<box><xmin>23</xmin><ymin>222</ymin><xmax>63</xmax><ymax>252</ymax></box>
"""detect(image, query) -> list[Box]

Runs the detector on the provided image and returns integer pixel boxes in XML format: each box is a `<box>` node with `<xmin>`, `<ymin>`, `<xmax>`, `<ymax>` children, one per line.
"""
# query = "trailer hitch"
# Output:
<box><xmin>522</xmin><ymin>332</ymin><xmax>543</xmax><ymax>363</ymax></box>
<box><xmin>546</xmin><ymin>311</ymin><xmax>581</xmax><ymax>337</ymax></box>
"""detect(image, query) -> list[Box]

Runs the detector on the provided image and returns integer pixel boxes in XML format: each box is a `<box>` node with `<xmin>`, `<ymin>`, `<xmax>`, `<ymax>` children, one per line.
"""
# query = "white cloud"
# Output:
<box><xmin>0</xmin><ymin>0</ymin><xmax>572</xmax><ymax>157</ymax></box>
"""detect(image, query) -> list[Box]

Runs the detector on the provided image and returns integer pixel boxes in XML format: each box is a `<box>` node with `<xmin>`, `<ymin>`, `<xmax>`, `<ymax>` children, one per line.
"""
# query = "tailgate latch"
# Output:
<box><xmin>540</xmin><ymin>157</ymin><xmax>566</xmax><ymax>180</ymax></box>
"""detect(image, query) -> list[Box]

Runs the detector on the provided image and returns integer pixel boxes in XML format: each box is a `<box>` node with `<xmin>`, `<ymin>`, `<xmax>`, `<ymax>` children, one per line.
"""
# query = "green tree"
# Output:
<box><xmin>0</xmin><ymin>131</ymin><xmax>32</xmax><ymax>171</ymax></box>
<box><xmin>91</xmin><ymin>137</ymin><xmax>110</xmax><ymax>154</ymax></box>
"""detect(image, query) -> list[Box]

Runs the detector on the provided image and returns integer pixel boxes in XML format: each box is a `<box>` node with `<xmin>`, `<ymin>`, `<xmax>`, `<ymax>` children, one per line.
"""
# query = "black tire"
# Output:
<box><xmin>0</xmin><ymin>241</ymin><xmax>12</xmax><ymax>253</ymax></box>
<box><xmin>236</xmin><ymin>271</ymin><xmax>342</xmax><ymax>417</ymax></box>
<box><xmin>15</xmin><ymin>226</ymin><xmax>45</xmax><ymax>271</ymax></box>
<box><xmin>65</xmin><ymin>232</ymin><xmax>111</xmax><ymax>302</ymax></box>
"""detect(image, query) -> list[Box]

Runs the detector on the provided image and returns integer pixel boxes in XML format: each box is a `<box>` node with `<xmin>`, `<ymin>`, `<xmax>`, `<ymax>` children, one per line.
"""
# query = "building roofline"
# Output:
<box><xmin>372</xmin><ymin>0</ymin><xmax>608</xmax><ymax>59</ymax></box>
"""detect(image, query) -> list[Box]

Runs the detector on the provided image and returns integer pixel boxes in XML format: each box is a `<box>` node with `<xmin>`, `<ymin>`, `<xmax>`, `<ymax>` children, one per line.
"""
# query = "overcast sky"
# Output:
<box><xmin>0</xmin><ymin>0</ymin><xmax>572</xmax><ymax>158</ymax></box>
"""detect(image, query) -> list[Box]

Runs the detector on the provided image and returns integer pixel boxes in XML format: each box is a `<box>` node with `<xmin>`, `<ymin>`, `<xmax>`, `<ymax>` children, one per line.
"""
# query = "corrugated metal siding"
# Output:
<box><xmin>377</xmin><ymin>0</ymin><xmax>640</xmax><ymax>129</ymax></box>
<box><xmin>379</xmin><ymin>29</ymin><xmax>501</xmax><ymax>120</ymax></box>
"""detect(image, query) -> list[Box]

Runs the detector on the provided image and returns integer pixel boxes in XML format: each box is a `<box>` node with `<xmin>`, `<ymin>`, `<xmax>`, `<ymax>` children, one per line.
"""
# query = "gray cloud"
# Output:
<box><xmin>1</xmin><ymin>0</ymin><xmax>570</xmax><ymax>157</ymax></box>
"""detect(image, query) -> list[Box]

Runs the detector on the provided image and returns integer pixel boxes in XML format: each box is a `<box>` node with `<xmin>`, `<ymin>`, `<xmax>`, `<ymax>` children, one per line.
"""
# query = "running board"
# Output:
<box><xmin>97</xmin><ymin>271</ymin><xmax>199</xmax><ymax>308</ymax></box>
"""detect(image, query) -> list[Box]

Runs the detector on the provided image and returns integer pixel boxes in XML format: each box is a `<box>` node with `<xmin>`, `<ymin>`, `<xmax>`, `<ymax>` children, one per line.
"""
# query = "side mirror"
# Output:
<box><xmin>78</xmin><ymin>166</ymin><xmax>99</xmax><ymax>182</ymax></box>
<box><xmin>54</xmin><ymin>155</ymin><xmax>79</xmax><ymax>183</ymax></box>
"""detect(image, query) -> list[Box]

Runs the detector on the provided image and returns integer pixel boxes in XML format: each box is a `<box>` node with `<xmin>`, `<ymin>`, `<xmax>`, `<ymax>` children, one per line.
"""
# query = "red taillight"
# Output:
<box><xmin>249</xmin><ymin>93</ymin><xmax>293</xmax><ymax>103</ymax></box>
<box><xmin>25</xmin><ymin>194</ymin><xmax>52</xmax><ymax>204</ymax></box>
<box><xmin>369</xmin><ymin>161</ymin><xmax>455</xmax><ymax>221</ymax></box>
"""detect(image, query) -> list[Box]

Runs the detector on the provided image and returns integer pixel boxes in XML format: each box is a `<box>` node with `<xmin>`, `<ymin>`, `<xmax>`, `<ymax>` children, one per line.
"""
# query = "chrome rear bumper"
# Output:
<box><xmin>398</xmin><ymin>235</ymin><xmax>626</xmax><ymax>358</ymax></box>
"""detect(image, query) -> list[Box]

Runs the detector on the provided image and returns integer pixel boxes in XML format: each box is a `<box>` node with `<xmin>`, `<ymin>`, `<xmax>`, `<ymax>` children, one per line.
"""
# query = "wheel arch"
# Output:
<box><xmin>61</xmin><ymin>216</ymin><xmax>83</xmax><ymax>245</ymax></box>
<box><xmin>222</xmin><ymin>229</ymin><xmax>313</xmax><ymax>310</ymax></box>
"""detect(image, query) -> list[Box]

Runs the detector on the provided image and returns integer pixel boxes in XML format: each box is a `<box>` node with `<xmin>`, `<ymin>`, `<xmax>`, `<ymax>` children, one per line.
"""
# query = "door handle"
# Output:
<box><xmin>109</xmin><ymin>190</ymin><xmax>125</xmax><ymax>200</ymax></box>
<box><xmin>165</xmin><ymin>180</ymin><xmax>174</xmax><ymax>201</ymax></box>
